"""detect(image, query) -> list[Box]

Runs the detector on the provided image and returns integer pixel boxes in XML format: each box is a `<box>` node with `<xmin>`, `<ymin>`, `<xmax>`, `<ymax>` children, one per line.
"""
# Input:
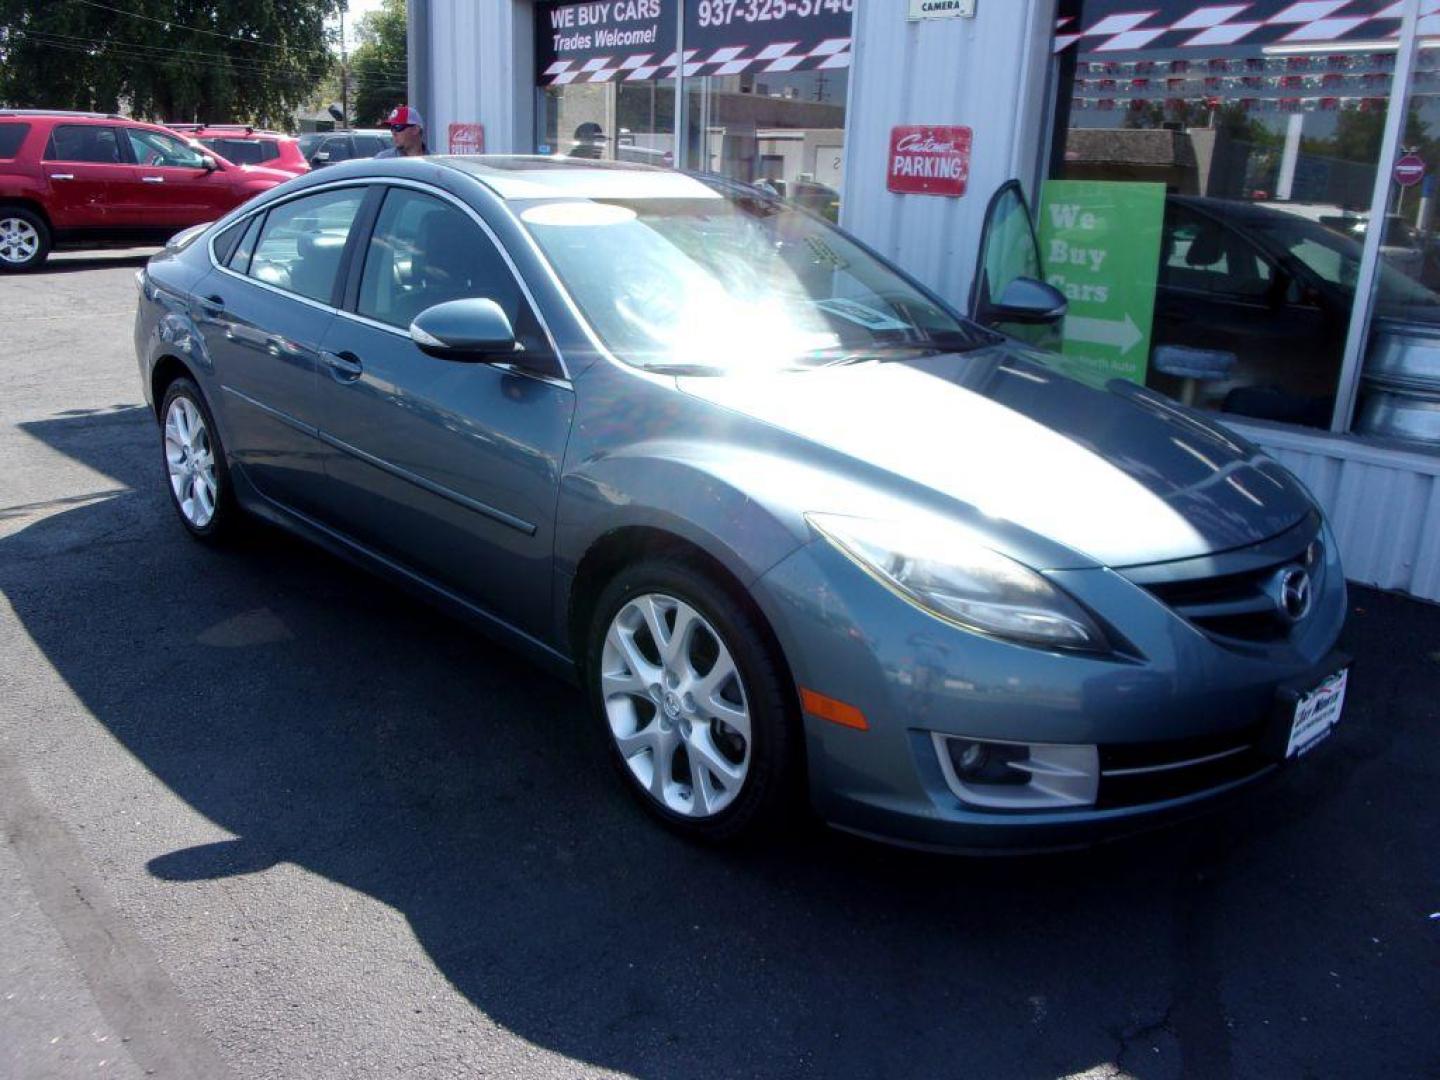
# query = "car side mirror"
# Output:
<box><xmin>313</xmin><ymin>151</ymin><xmax>330</xmax><ymax>165</ymax></box>
<box><xmin>410</xmin><ymin>298</ymin><xmax>518</xmax><ymax>362</ymax></box>
<box><xmin>978</xmin><ymin>277</ymin><xmax>1069</xmax><ymax>327</ymax></box>
<box><xmin>201</xmin><ymin>155</ymin><xmax>218</xmax><ymax>172</ymax></box>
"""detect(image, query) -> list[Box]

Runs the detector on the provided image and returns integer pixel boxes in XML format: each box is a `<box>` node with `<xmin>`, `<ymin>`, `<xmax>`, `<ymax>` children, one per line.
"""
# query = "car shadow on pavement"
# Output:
<box><xmin>31</xmin><ymin>251</ymin><xmax>156</xmax><ymax>275</ymax></box>
<box><xmin>4</xmin><ymin>405</ymin><xmax>1438</xmax><ymax>1079</ymax></box>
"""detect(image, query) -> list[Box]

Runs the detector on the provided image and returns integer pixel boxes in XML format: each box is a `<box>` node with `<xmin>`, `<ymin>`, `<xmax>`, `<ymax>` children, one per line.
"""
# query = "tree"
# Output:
<box><xmin>350</xmin><ymin>0</ymin><xmax>407</xmax><ymax>128</ymax></box>
<box><xmin>0</xmin><ymin>1</ymin><xmax>340</xmax><ymax>127</ymax></box>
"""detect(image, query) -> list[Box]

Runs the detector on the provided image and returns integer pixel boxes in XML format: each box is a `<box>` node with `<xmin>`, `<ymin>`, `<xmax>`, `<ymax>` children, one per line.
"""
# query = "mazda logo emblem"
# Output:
<box><xmin>1274</xmin><ymin>567</ymin><xmax>1313</xmax><ymax>623</ymax></box>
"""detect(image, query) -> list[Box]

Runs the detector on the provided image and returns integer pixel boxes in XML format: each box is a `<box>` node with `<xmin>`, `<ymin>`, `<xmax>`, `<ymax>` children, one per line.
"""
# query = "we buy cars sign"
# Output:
<box><xmin>887</xmin><ymin>125</ymin><xmax>972</xmax><ymax>197</ymax></box>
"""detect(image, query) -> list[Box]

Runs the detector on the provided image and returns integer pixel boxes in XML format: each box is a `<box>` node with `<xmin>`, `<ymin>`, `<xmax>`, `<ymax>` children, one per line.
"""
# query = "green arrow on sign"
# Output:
<box><xmin>1064</xmin><ymin>313</ymin><xmax>1143</xmax><ymax>355</ymax></box>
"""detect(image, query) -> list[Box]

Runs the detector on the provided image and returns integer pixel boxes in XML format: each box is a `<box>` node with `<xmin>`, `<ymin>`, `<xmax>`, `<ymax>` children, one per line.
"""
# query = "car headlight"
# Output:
<box><xmin>806</xmin><ymin>513</ymin><xmax>1107</xmax><ymax>651</ymax></box>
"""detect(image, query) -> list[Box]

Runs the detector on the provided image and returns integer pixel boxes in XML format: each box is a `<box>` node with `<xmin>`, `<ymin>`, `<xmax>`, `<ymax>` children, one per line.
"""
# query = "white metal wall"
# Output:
<box><xmin>1229</xmin><ymin>421</ymin><xmax>1440</xmax><ymax>602</ymax></box>
<box><xmin>839</xmin><ymin>0</ymin><xmax>1058</xmax><ymax>315</ymax></box>
<box><xmin>421</xmin><ymin>0</ymin><xmax>534</xmax><ymax>156</ymax></box>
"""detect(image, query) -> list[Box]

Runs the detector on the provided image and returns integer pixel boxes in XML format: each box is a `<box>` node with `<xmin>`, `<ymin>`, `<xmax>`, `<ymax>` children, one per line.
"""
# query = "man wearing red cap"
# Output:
<box><xmin>376</xmin><ymin>106</ymin><xmax>428</xmax><ymax>158</ymax></box>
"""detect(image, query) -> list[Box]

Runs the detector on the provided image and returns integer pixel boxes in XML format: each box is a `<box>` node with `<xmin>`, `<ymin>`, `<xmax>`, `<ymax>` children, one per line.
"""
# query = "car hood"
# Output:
<box><xmin>675</xmin><ymin>346</ymin><xmax>1315</xmax><ymax>568</ymax></box>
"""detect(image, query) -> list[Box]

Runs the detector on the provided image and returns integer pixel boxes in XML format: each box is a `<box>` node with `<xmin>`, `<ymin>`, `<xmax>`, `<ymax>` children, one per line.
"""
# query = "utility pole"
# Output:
<box><xmin>340</xmin><ymin>1</ymin><xmax>349</xmax><ymax>128</ymax></box>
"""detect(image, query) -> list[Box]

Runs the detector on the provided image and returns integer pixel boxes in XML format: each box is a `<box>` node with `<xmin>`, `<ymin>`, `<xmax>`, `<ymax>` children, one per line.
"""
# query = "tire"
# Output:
<box><xmin>159</xmin><ymin>377</ymin><xmax>240</xmax><ymax>543</ymax></box>
<box><xmin>585</xmin><ymin>557</ymin><xmax>799</xmax><ymax>843</ymax></box>
<box><xmin>0</xmin><ymin>207</ymin><xmax>50</xmax><ymax>272</ymax></box>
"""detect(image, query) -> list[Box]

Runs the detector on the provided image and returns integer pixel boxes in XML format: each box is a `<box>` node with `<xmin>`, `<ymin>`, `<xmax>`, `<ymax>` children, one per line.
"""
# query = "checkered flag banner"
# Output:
<box><xmin>1055</xmin><ymin>1</ymin><xmax>1440</xmax><ymax>55</ymax></box>
<box><xmin>542</xmin><ymin>37</ymin><xmax>851</xmax><ymax>85</ymax></box>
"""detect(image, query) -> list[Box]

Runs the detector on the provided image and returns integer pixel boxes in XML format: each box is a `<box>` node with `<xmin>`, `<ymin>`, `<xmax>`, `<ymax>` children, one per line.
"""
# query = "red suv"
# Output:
<box><xmin>0</xmin><ymin>110</ymin><xmax>291</xmax><ymax>272</ymax></box>
<box><xmin>166</xmin><ymin>124</ymin><xmax>311</xmax><ymax>177</ymax></box>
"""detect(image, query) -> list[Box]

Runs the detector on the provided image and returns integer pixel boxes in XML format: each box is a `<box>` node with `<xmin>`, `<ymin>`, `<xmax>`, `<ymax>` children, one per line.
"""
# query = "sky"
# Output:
<box><xmin>334</xmin><ymin>0</ymin><xmax>388</xmax><ymax>53</ymax></box>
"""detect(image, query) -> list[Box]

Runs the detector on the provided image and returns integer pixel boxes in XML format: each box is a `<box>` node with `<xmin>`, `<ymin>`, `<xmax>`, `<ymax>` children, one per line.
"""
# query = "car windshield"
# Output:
<box><xmin>515</xmin><ymin>193</ymin><xmax>988</xmax><ymax>374</ymax></box>
<box><xmin>1250</xmin><ymin>212</ymin><xmax>1440</xmax><ymax>316</ymax></box>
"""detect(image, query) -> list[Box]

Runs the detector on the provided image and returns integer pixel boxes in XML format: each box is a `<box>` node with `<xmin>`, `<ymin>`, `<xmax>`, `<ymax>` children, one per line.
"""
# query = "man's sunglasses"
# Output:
<box><xmin>389</xmin><ymin>123</ymin><xmax>415</xmax><ymax>133</ymax></box>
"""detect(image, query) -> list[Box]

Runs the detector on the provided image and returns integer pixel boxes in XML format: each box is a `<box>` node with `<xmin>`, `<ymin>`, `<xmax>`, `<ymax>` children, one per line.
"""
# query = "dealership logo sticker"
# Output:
<box><xmin>448</xmin><ymin>123</ymin><xmax>485</xmax><ymax>155</ymax></box>
<box><xmin>887</xmin><ymin>126</ymin><xmax>972</xmax><ymax>197</ymax></box>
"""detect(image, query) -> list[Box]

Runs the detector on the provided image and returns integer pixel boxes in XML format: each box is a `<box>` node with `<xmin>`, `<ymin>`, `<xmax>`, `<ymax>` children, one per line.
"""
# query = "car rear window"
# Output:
<box><xmin>0</xmin><ymin>123</ymin><xmax>30</xmax><ymax>158</ymax></box>
<box><xmin>203</xmin><ymin>138</ymin><xmax>262</xmax><ymax>165</ymax></box>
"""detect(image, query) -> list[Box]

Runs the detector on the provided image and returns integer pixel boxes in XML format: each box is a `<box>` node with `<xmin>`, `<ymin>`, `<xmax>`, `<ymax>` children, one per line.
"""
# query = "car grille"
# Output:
<box><xmin>1097</xmin><ymin>723</ymin><xmax>1272</xmax><ymax>809</ymax></box>
<box><xmin>1127</xmin><ymin>517</ymin><xmax>1323</xmax><ymax>645</ymax></box>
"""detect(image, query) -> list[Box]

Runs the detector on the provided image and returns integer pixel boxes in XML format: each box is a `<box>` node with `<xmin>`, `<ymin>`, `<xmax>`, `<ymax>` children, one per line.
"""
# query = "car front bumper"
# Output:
<box><xmin>752</xmin><ymin>534</ymin><xmax>1349</xmax><ymax>852</ymax></box>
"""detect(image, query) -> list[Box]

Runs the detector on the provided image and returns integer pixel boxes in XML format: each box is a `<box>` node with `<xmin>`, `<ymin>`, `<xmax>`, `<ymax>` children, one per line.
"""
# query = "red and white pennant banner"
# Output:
<box><xmin>543</xmin><ymin>38</ymin><xmax>851</xmax><ymax>84</ymax></box>
<box><xmin>1055</xmin><ymin>1</ymin><xmax>1440</xmax><ymax>55</ymax></box>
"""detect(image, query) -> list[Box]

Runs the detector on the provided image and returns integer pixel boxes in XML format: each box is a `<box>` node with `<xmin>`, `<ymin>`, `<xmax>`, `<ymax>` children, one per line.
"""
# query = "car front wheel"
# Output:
<box><xmin>586</xmin><ymin>558</ymin><xmax>798</xmax><ymax>843</ymax></box>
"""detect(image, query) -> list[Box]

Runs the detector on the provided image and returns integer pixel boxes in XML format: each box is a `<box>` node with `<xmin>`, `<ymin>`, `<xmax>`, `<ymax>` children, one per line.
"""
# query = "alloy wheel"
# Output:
<box><xmin>164</xmin><ymin>396</ymin><xmax>218</xmax><ymax>528</ymax></box>
<box><xmin>600</xmin><ymin>592</ymin><xmax>752</xmax><ymax>818</ymax></box>
<box><xmin>0</xmin><ymin>216</ymin><xmax>40</xmax><ymax>265</ymax></box>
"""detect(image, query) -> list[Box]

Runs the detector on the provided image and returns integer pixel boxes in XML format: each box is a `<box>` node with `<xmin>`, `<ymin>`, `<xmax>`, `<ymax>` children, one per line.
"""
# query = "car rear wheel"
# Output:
<box><xmin>0</xmin><ymin>208</ymin><xmax>49</xmax><ymax>272</ymax></box>
<box><xmin>160</xmin><ymin>378</ymin><xmax>238</xmax><ymax>543</ymax></box>
<box><xmin>586</xmin><ymin>558</ymin><xmax>798</xmax><ymax>843</ymax></box>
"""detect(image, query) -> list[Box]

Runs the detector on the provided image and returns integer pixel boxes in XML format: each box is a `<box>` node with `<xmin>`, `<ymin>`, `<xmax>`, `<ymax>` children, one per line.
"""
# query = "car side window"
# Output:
<box><xmin>126</xmin><ymin>129</ymin><xmax>207</xmax><ymax>169</ymax></box>
<box><xmin>1160</xmin><ymin>204</ymin><xmax>1274</xmax><ymax>301</ymax></box>
<box><xmin>355</xmin><ymin>135</ymin><xmax>388</xmax><ymax>157</ymax></box>
<box><xmin>323</xmin><ymin>137</ymin><xmax>354</xmax><ymax>162</ymax></box>
<box><xmin>0</xmin><ymin>123</ymin><xmax>30</xmax><ymax>158</ymax></box>
<box><xmin>246</xmin><ymin>188</ymin><xmax>366</xmax><ymax>304</ymax></box>
<box><xmin>220</xmin><ymin>214</ymin><xmax>265</xmax><ymax>273</ymax></box>
<box><xmin>45</xmin><ymin>125</ymin><xmax>123</xmax><ymax>164</ymax></box>
<box><xmin>356</xmin><ymin>188</ymin><xmax>536</xmax><ymax>343</ymax></box>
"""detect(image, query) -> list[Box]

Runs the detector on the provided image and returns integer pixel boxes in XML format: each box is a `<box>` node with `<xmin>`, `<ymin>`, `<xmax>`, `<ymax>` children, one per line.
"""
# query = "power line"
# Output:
<box><xmin>4</xmin><ymin>32</ymin><xmax>408</xmax><ymax>91</ymax></box>
<box><xmin>8</xmin><ymin>18</ymin><xmax>411</xmax><ymax>76</ymax></box>
<box><xmin>68</xmin><ymin>0</ymin><xmax>314</xmax><ymax>54</ymax></box>
<box><xmin>5</xmin><ymin>27</ymin><xmax>409</xmax><ymax>82</ymax></box>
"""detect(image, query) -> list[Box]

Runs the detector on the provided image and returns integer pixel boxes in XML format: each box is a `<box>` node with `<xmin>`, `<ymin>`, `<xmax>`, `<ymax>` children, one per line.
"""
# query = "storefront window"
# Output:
<box><xmin>534</xmin><ymin>1</ymin><xmax>852</xmax><ymax>217</ymax></box>
<box><xmin>1352</xmin><ymin>36</ymin><xmax>1440</xmax><ymax>448</ymax></box>
<box><xmin>1049</xmin><ymin>0</ymin><xmax>1408</xmax><ymax>431</ymax></box>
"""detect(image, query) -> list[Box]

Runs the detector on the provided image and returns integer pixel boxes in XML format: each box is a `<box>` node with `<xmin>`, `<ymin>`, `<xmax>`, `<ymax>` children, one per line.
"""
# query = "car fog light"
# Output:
<box><xmin>948</xmin><ymin>739</ymin><xmax>1029</xmax><ymax>786</ymax></box>
<box><xmin>932</xmin><ymin>734</ymin><xmax>1099</xmax><ymax>811</ymax></box>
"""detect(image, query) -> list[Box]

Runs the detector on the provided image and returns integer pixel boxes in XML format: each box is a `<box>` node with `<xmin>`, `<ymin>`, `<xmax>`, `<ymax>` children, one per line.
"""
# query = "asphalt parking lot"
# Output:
<box><xmin>2</xmin><ymin>249</ymin><xmax>1439</xmax><ymax>1080</ymax></box>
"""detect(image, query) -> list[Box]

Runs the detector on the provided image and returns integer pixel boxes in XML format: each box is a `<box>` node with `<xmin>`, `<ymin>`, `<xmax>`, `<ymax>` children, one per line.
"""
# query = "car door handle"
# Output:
<box><xmin>322</xmin><ymin>350</ymin><xmax>364</xmax><ymax>382</ymax></box>
<box><xmin>200</xmin><ymin>294</ymin><xmax>226</xmax><ymax>316</ymax></box>
<box><xmin>49</xmin><ymin>173</ymin><xmax>75</xmax><ymax>181</ymax></box>
<box><xmin>142</xmin><ymin>176</ymin><xmax>165</xmax><ymax>184</ymax></box>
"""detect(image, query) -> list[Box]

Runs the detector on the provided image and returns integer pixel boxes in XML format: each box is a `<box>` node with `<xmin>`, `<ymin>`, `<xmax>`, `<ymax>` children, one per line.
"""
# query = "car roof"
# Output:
<box><xmin>436</xmin><ymin>155</ymin><xmax>721</xmax><ymax>201</ymax></box>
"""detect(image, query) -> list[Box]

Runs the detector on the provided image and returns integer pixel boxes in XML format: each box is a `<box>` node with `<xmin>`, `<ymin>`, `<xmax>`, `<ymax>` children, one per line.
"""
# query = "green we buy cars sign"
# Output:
<box><xmin>1037</xmin><ymin>181</ymin><xmax>1165</xmax><ymax>386</ymax></box>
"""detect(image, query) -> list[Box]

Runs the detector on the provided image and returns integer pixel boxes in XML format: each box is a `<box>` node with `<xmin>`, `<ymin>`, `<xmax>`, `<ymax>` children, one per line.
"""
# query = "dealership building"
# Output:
<box><xmin>407</xmin><ymin>0</ymin><xmax>1440</xmax><ymax>603</ymax></box>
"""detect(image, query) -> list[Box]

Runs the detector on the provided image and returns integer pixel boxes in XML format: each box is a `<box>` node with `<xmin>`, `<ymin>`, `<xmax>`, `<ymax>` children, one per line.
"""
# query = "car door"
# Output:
<box><xmin>969</xmin><ymin>180</ymin><xmax>1062</xmax><ymax>350</ymax></box>
<box><xmin>198</xmin><ymin>183</ymin><xmax>371</xmax><ymax>516</ymax></box>
<box><xmin>40</xmin><ymin>123</ymin><xmax>136</xmax><ymax>229</ymax></box>
<box><xmin>313</xmin><ymin>183</ymin><xmax>575</xmax><ymax>637</ymax></box>
<box><xmin>122</xmin><ymin>127</ymin><xmax>235</xmax><ymax>226</ymax></box>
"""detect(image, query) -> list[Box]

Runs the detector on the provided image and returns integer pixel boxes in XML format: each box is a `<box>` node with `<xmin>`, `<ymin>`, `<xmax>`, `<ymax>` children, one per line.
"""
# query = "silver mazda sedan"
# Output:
<box><xmin>135</xmin><ymin>157</ymin><xmax>1348</xmax><ymax>850</ymax></box>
